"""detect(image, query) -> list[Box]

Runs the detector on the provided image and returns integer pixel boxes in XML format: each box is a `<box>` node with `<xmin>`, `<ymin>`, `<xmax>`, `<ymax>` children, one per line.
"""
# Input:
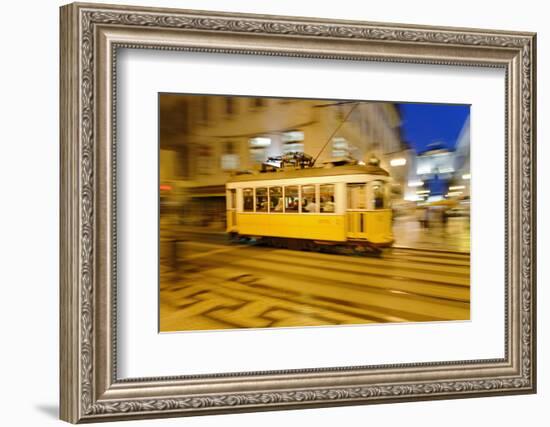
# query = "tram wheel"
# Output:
<box><xmin>353</xmin><ymin>244</ymin><xmax>382</xmax><ymax>257</ymax></box>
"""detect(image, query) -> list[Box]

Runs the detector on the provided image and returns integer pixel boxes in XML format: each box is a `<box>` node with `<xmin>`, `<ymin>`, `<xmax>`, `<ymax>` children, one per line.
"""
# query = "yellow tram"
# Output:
<box><xmin>225</xmin><ymin>161</ymin><xmax>394</xmax><ymax>251</ymax></box>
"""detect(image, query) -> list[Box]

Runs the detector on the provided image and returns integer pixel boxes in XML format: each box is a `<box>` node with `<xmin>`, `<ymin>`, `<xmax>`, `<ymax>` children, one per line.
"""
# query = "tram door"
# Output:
<box><xmin>346</xmin><ymin>183</ymin><xmax>368</xmax><ymax>239</ymax></box>
<box><xmin>226</xmin><ymin>189</ymin><xmax>237</xmax><ymax>232</ymax></box>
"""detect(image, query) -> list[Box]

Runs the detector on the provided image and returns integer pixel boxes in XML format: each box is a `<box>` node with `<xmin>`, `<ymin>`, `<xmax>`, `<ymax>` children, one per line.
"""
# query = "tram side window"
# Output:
<box><xmin>256</xmin><ymin>187</ymin><xmax>268</xmax><ymax>212</ymax></box>
<box><xmin>320</xmin><ymin>184</ymin><xmax>335</xmax><ymax>213</ymax></box>
<box><xmin>284</xmin><ymin>186</ymin><xmax>299</xmax><ymax>212</ymax></box>
<box><xmin>301</xmin><ymin>185</ymin><xmax>318</xmax><ymax>213</ymax></box>
<box><xmin>243</xmin><ymin>188</ymin><xmax>254</xmax><ymax>212</ymax></box>
<box><xmin>269</xmin><ymin>187</ymin><xmax>283</xmax><ymax>212</ymax></box>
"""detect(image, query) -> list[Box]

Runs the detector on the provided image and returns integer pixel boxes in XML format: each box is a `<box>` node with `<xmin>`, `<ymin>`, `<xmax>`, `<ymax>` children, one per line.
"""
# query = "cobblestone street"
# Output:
<box><xmin>160</xmin><ymin>226</ymin><xmax>470</xmax><ymax>331</ymax></box>
<box><xmin>392</xmin><ymin>216</ymin><xmax>470</xmax><ymax>253</ymax></box>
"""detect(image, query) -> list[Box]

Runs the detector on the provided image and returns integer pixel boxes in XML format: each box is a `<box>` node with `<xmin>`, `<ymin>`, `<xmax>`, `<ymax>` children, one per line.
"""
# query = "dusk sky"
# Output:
<box><xmin>396</xmin><ymin>103</ymin><xmax>470</xmax><ymax>154</ymax></box>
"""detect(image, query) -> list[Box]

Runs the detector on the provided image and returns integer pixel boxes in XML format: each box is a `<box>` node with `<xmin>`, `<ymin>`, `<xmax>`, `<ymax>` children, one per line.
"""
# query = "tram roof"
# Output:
<box><xmin>226</xmin><ymin>163</ymin><xmax>389</xmax><ymax>183</ymax></box>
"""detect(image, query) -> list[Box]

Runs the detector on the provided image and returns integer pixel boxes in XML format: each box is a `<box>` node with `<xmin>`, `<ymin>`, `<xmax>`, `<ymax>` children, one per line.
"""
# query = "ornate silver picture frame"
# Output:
<box><xmin>60</xmin><ymin>2</ymin><xmax>536</xmax><ymax>423</ymax></box>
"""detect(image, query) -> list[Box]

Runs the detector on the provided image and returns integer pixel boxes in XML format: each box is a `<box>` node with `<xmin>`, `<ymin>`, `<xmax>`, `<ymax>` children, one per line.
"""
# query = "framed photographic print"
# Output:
<box><xmin>60</xmin><ymin>2</ymin><xmax>536</xmax><ymax>423</ymax></box>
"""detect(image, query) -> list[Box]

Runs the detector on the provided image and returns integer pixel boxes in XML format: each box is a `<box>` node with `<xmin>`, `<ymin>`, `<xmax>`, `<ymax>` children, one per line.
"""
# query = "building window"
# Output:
<box><xmin>282</xmin><ymin>131</ymin><xmax>304</xmax><ymax>142</ymax></box>
<box><xmin>249</xmin><ymin>137</ymin><xmax>271</xmax><ymax>148</ymax></box>
<box><xmin>221</xmin><ymin>155</ymin><xmax>239</xmax><ymax>170</ymax></box>
<box><xmin>331</xmin><ymin>137</ymin><xmax>349</xmax><ymax>158</ymax></box>
<box><xmin>243</xmin><ymin>188</ymin><xmax>254</xmax><ymax>212</ymax></box>
<box><xmin>249</xmin><ymin>137</ymin><xmax>271</xmax><ymax>164</ymax></box>
<box><xmin>301</xmin><ymin>185</ymin><xmax>318</xmax><ymax>213</ymax></box>
<box><xmin>269</xmin><ymin>187</ymin><xmax>283</xmax><ymax>212</ymax></box>
<box><xmin>256</xmin><ymin>187</ymin><xmax>268</xmax><ymax>212</ymax></box>
<box><xmin>282</xmin><ymin>130</ymin><xmax>305</xmax><ymax>154</ymax></box>
<box><xmin>320</xmin><ymin>184</ymin><xmax>335</xmax><ymax>213</ymax></box>
<box><xmin>284</xmin><ymin>186</ymin><xmax>299</xmax><ymax>213</ymax></box>
<box><xmin>197</xmin><ymin>144</ymin><xmax>213</xmax><ymax>175</ymax></box>
<box><xmin>221</xmin><ymin>141</ymin><xmax>239</xmax><ymax>170</ymax></box>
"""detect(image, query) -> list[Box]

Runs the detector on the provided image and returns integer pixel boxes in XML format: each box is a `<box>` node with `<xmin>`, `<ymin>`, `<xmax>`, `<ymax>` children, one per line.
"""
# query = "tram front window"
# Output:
<box><xmin>372</xmin><ymin>181</ymin><xmax>386</xmax><ymax>209</ymax></box>
<box><xmin>256</xmin><ymin>187</ymin><xmax>268</xmax><ymax>212</ymax></box>
<box><xmin>302</xmin><ymin>185</ymin><xmax>318</xmax><ymax>213</ymax></box>
<box><xmin>284</xmin><ymin>186</ymin><xmax>299</xmax><ymax>212</ymax></box>
<box><xmin>347</xmin><ymin>183</ymin><xmax>367</xmax><ymax>210</ymax></box>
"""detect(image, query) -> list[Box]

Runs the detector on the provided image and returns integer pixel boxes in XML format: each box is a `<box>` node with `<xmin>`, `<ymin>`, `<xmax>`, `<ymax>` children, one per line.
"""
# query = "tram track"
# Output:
<box><xmin>175</xmin><ymin>241</ymin><xmax>471</xmax><ymax>304</ymax></box>
<box><xmin>178</xmin><ymin>240</ymin><xmax>470</xmax><ymax>286</ymax></box>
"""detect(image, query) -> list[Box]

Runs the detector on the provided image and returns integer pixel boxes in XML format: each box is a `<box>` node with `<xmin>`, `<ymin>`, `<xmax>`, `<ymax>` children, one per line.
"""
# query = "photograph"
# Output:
<box><xmin>159</xmin><ymin>94</ymin><xmax>471</xmax><ymax>332</ymax></box>
<box><xmin>57</xmin><ymin>2</ymin><xmax>536</xmax><ymax>422</ymax></box>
